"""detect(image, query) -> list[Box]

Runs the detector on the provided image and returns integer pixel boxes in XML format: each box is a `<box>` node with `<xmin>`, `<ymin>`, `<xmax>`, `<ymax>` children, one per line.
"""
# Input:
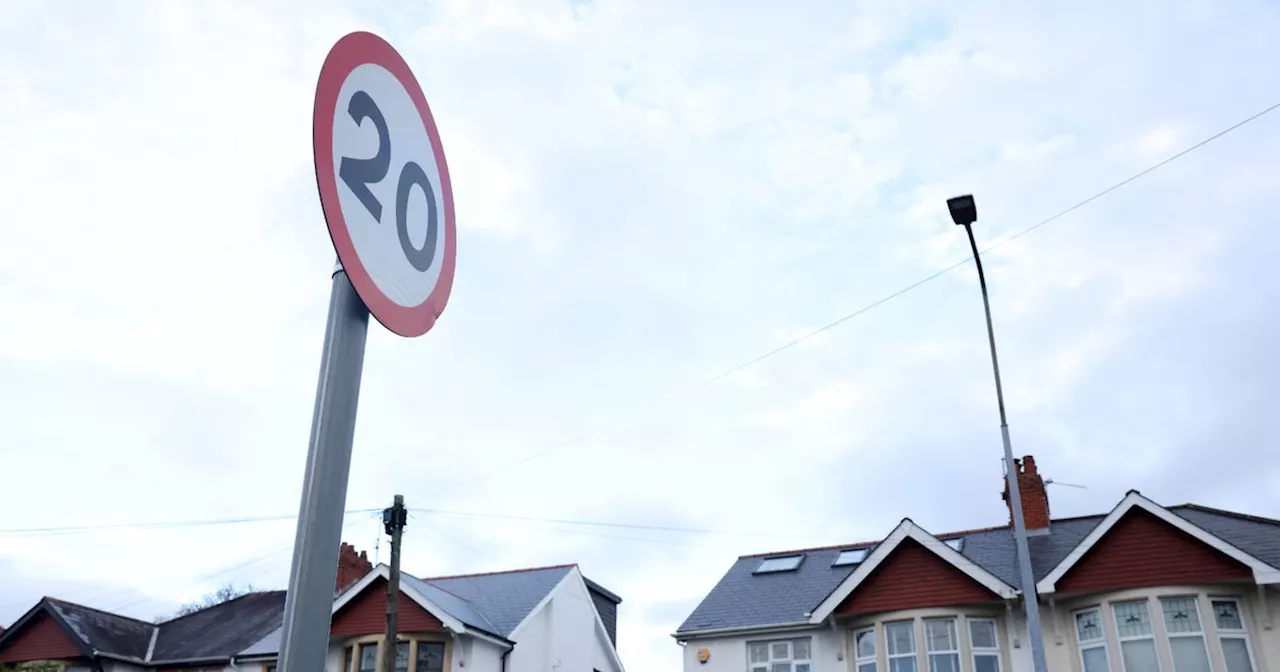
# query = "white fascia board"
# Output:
<box><xmin>809</xmin><ymin>520</ymin><xmax>1017</xmax><ymax>624</ymax></box>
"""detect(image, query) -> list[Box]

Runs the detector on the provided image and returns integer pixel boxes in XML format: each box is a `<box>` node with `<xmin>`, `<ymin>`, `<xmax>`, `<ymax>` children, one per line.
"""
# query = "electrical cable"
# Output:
<box><xmin>436</xmin><ymin>99</ymin><xmax>1280</xmax><ymax>492</ymax></box>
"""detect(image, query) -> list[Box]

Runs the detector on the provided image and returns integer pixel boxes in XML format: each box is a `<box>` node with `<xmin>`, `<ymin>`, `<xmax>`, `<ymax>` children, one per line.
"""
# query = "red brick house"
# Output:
<box><xmin>0</xmin><ymin>543</ymin><xmax>624</xmax><ymax>672</ymax></box>
<box><xmin>676</xmin><ymin>455</ymin><xmax>1280</xmax><ymax>672</ymax></box>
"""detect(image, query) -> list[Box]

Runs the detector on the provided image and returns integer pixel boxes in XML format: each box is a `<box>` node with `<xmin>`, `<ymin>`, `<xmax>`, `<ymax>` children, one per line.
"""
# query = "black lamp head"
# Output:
<box><xmin>947</xmin><ymin>194</ymin><xmax>977</xmax><ymax>226</ymax></box>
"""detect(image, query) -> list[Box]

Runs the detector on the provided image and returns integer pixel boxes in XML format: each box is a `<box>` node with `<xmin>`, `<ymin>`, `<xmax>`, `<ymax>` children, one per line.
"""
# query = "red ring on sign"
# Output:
<box><xmin>313</xmin><ymin>31</ymin><xmax>456</xmax><ymax>338</ymax></box>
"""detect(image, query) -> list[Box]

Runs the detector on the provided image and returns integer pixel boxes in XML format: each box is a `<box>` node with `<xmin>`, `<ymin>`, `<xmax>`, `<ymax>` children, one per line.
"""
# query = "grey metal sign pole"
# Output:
<box><xmin>278</xmin><ymin>264</ymin><xmax>369</xmax><ymax>672</ymax></box>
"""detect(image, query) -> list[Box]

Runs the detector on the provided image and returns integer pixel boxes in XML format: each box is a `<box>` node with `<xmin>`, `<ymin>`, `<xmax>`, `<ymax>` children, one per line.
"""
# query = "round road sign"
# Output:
<box><xmin>313</xmin><ymin>31</ymin><xmax>456</xmax><ymax>338</ymax></box>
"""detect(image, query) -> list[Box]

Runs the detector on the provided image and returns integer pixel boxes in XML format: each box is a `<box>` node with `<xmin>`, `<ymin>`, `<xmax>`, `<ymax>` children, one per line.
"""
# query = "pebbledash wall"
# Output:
<box><xmin>681</xmin><ymin>591</ymin><xmax>1280</xmax><ymax>672</ymax></box>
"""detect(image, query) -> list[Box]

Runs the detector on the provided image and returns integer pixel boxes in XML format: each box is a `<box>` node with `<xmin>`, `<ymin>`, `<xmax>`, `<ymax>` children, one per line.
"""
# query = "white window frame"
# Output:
<box><xmin>1158</xmin><ymin>596</ymin><xmax>1210</xmax><ymax>672</ymax></box>
<box><xmin>1112</xmin><ymin>599</ymin><xmax>1162</xmax><ymax>672</ymax></box>
<box><xmin>885</xmin><ymin>620</ymin><xmax>918</xmax><ymax>672</ymax></box>
<box><xmin>1073</xmin><ymin>606</ymin><xmax>1111</xmax><ymax>672</ymax></box>
<box><xmin>924</xmin><ymin>618</ymin><xmax>961</xmax><ymax>672</ymax></box>
<box><xmin>854</xmin><ymin>626</ymin><xmax>878</xmax><ymax>672</ymax></box>
<box><xmin>1210</xmin><ymin>598</ymin><xmax>1257</xmax><ymax>672</ymax></box>
<box><xmin>968</xmin><ymin>618</ymin><xmax>1001</xmax><ymax>672</ymax></box>
<box><xmin>745</xmin><ymin>637</ymin><xmax>812</xmax><ymax>672</ymax></box>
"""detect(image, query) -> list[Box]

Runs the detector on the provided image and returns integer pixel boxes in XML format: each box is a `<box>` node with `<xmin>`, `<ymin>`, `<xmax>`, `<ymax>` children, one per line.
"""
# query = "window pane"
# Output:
<box><xmin>415</xmin><ymin>642</ymin><xmax>445</xmax><ymax>672</ymax></box>
<box><xmin>970</xmin><ymin>620</ymin><xmax>997</xmax><ymax>649</ymax></box>
<box><xmin>1120</xmin><ymin>639</ymin><xmax>1160</xmax><ymax>672</ymax></box>
<box><xmin>752</xmin><ymin>668</ymin><xmax>767</xmax><ymax>672</ymax></box>
<box><xmin>772</xmin><ymin>642</ymin><xmax>790</xmax><ymax>660</ymax></box>
<box><xmin>1168</xmin><ymin>636</ymin><xmax>1209</xmax><ymax>672</ymax></box>
<box><xmin>1161</xmin><ymin>597</ymin><xmax>1203</xmax><ymax>634</ymax></box>
<box><xmin>1221</xmin><ymin>639</ymin><xmax>1254</xmax><ymax>672</ymax></box>
<box><xmin>1114</xmin><ymin>601</ymin><xmax>1154</xmax><ymax>638</ymax></box>
<box><xmin>856</xmin><ymin>629</ymin><xmax>877</xmax><ymax>659</ymax></box>
<box><xmin>1082</xmin><ymin>646</ymin><xmax>1109</xmax><ymax>672</ymax></box>
<box><xmin>925</xmin><ymin>619</ymin><xmax>957</xmax><ymax>652</ymax></box>
<box><xmin>771</xmin><ymin>664</ymin><xmax>790</xmax><ymax>672</ymax></box>
<box><xmin>886</xmin><ymin>621</ymin><xmax>915</xmax><ymax>655</ymax></box>
<box><xmin>890</xmin><ymin>658</ymin><xmax>918</xmax><ymax>672</ymax></box>
<box><xmin>1213</xmin><ymin>601</ymin><xmax>1245</xmax><ymax>631</ymax></box>
<box><xmin>975</xmin><ymin>654</ymin><xmax>1000</xmax><ymax>672</ymax></box>
<box><xmin>793</xmin><ymin>639</ymin><xmax>811</xmax><ymax>660</ymax></box>
<box><xmin>750</xmin><ymin>644</ymin><xmax>770</xmax><ymax>664</ymax></box>
<box><xmin>929</xmin><ymin>653</ymin><xmax>961</xmax><ymax>672</ymax></box>
<box><xmin>1076</xmin><ymin>610</ymin><xmax>1105</xmax><ymax>642</ymax></box>
<box><xmin>394</xmin><ymin>642</ymin><xmax>409</xmax><ymax>672</ymax></box>
<box><xmin>359</xmin><ymin>643</ymin><xmax>378</xmax><ymax>672</ymax></box>
<box><xmin>859</xmin><ymin>664</ymin><xmax>878</xmax><ymax>672</ymax></box>
<box><xmin>796</xmin><ymin>665</ymin><xmax>811</xmax><ymax>672</ymax></box>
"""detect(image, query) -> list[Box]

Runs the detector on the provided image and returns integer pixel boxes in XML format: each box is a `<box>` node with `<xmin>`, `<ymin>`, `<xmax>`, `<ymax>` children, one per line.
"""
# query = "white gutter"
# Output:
<box><xmin>672</xmin><ymin>620</ymin><xmax>815</xmax><ymax>641</ymax></box>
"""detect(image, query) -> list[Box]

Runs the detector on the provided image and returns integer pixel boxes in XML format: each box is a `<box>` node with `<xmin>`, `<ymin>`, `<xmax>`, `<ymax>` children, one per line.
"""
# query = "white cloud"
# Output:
<box><xmin>5</xmin><ymin>2</ymin><xmax>1280</xmax><ymax>671</ymax></box>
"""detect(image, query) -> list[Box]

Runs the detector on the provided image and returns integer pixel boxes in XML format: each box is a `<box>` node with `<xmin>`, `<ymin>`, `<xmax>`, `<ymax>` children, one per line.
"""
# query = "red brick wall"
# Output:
<box><xmin>336</xmin><ymin>543</ymin><xmax>373</xmax><ymax>593</ymax></box>
<box><xmin>331</xmin><ymin>578</ymin><xmax>444</xmax><ymax>637</ymax></box>
<box><xmin>0</xmin><ymin>612</ymin><xmax>83</xmax><ymax>663</ymax></box>
<box><xmin>1002</xmin><ymin>455</ymin><xmax>1050</xmax><ymax>531</ymax></box>
<box><xmin>837</xmin><ymin>540</ymin><xmax>1000</xmax><ymax>616</ymax></box>
<box><xmin>1058</xmin><ymin>508</ymin><xmax>1252</xmax><ymax>594</ymax></box>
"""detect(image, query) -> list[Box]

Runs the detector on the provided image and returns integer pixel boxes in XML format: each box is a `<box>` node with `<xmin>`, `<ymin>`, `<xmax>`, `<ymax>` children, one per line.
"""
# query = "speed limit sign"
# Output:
<box><xmin>313</xmin><ymin>31</ymin><xmax>456</xmax><ymax>338</ymax></box>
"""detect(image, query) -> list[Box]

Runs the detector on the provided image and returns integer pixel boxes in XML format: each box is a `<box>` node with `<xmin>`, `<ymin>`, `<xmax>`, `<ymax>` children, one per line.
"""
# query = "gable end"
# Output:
<box><xmin>331</xmin><ymin>577</ymin><xmax>444</xmax><ymax>637</ymax></box>
<box><xmin>837</xmin><ymin>539</ymin><xmax>1002</xmax><ymax>616</ymax></box>
<box><xmin>1058</xmin><ymin>508</ymin><xmax>1253</xmax><ymax>594</ymax></box>
<box><xmin>0</xmin><ymin>612</ymin><xmax>88</xmax><ymax>664</ymax></box>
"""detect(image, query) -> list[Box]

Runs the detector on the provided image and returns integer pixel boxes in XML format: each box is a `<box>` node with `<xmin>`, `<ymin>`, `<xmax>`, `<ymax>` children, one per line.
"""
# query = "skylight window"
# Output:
<box><xmin>756</xmin><ymin>555</ymin><xmax>804</xmax><ymax>573</ymax></box>
<box><xmin>944</xmin><ymin>537</ymin><xmax>964</xmax><ymax>552</ymax></box>
<box><xmin>833</xmin><ymin>548</ymin><xmax>869</xmax><ymax>566</ymax></box>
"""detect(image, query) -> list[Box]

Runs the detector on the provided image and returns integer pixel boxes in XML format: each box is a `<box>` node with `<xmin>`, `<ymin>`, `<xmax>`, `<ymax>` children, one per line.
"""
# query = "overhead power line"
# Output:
<box><xmin>438</xmin><ymin>98</ymin><xmax>1280</xmax><ymax>492</ymax></box>
<box><xmin>410</xmin><ymin>507</ymin><xmax>818</xmax><ymax>538</ymax></box>
<box><xmin>0</xmin><ymin>508</ymin><xmax>383</xmax><ymax>537</ymax></box>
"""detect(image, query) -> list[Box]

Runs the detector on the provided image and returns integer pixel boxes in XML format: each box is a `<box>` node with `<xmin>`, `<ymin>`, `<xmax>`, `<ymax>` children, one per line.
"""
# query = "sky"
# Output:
<box><xmin>2</xmin><ymin>0</ymin><xmax>1280</xmax><ymax>670</ymax></box>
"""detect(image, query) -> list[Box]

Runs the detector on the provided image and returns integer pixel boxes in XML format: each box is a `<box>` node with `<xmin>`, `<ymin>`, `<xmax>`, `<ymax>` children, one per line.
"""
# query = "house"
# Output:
<box><xmin>0</xmin><ymin>543</ymin><xmax>624</xmax><ymax>672</ymax></box>
<box><xmin>675</xmin><ymin>455</ymin><xmax>1280</xmax><ymax>672</ymax></box>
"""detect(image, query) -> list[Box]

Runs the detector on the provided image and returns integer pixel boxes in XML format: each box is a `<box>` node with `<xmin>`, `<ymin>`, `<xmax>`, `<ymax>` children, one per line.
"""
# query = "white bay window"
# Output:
<box><xmin>1211</xmin><ymin>599</ymin><xmax>1255</xmax><ymax>672</ymax></box>
<box><xmin>1159</xmin><ymin>597</ymin><xmax>1210</xmax><ymax>672</ymax></box>
<box><xmin>968</xmin><ymin>618</ymin><xmax>1000</xmax><ymax>672</ymax></box>
<box><xmin>747</xmin><ymin>638</ymin><xmax>811</xmax><ymax>672</ymax></box>
<box><xmin>1114</xmin><ymin>600</ymin><xmax>1161</xmax><ymax>672</ymax></box>
<box><xmin>855</xmin><ymin>627</ymin><xmax>878</xmax><ymax>672</ymax></box>
<box><xmin>925</xmin><ymin>618</ymin><xmax>961</xmax><ymax>672</ymax></box>
<box><xmin>1075</xmin><ymin>607</ymin><xmax>1111</xmax><ymax>672</ymax></box>
<box><xmin>886</xmin><ymin>621</ymin><xmax>918</xmax><ymax>672</ymax></box>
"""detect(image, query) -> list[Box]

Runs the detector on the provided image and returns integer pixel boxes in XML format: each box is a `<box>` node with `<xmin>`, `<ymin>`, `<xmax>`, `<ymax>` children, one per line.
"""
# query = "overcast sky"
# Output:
<box><xmin>3</xmin><ymin>1</ymin><xmax>1280</xmax><ymax>670</ymax></box>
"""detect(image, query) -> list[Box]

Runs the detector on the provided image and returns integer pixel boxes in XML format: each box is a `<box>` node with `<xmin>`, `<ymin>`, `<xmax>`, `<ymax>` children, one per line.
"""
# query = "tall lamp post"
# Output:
<box><xmin>947</xmin><ymin>194</ymin><xmax>1049</xmax><ymax>672</ymax></box>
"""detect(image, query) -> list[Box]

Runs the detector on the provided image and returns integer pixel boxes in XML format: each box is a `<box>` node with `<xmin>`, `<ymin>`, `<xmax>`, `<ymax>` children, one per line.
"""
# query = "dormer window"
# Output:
<box><xmin>834</xmin><ymin>548</ymin><xmax>869</xmax><ymax>566</ymax></box>
<box><xmin>756</xmin><ymin>555</ymin><xmax>803</xmax><ymax>573</ymax></box>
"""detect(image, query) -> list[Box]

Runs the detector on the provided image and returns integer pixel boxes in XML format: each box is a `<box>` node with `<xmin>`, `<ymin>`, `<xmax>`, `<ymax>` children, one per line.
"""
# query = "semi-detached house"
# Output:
<box><xmin>0</xmin><ymin>545</ymin><xmax>624</xmax><ymax>672</ymax></box>
<box><xmin>675</xmin><ymin>455</ymin><xmax>1280</xmax><ymax>672</ymax></box>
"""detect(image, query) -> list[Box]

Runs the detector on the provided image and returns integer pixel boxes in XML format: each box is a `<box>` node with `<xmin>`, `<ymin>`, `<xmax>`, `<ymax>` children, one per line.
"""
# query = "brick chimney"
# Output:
<box><xmin>1001</xmin><ymin>455</ymin><xmax>1050</xmax><ymax>532</ymax></box>
<box><xmin>336</xmin><ymin>542</ymin><xmax>373</xmax><ymax>593</ymax></box>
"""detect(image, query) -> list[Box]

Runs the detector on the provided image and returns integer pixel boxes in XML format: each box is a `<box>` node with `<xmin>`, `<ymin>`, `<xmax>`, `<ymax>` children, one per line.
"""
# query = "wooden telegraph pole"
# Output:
<box><xmin>382</xmin><ymin>495</ymin><xmax>407</xmax><ymax>672</ymax></box>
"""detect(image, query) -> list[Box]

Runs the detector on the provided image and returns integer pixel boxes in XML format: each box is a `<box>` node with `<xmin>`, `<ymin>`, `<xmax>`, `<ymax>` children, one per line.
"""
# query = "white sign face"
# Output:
<box><xmin>313</xmin><ymin>32</ymin><xmax>456</xmax><ymax>338</ymax></box>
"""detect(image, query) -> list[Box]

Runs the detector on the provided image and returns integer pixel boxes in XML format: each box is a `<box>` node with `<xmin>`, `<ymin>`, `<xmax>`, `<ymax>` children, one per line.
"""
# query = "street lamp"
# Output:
<box><xmin>947</xmin><ymin>194</ymin><xmax>1049</xmax><ymax>672</ymax></box>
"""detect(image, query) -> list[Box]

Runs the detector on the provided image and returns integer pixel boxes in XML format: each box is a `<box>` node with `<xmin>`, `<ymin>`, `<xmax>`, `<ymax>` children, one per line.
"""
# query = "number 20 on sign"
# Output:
<box><xmin>314</xmin><ymin>31</ymin><xmax>457</xmax><ymax>338</ymax></box>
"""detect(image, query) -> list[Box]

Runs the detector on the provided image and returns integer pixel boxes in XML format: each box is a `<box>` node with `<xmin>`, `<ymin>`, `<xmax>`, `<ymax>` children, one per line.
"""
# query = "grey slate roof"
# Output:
<box><xmin>416</xmin><ymin>565</ymin><xmax>574</xmax><ymax>638</ymax></box>
<box><xmin>235</xmin><ymin>564</ymin><xmax>613</xmax><ymax>657</ymax></box>
<box><xmin>152</xmin><ymin>590</ymin><xmax>286</xmax><ymax>661</ymax></box>
<box><xmin>677</xmin><ymin>504</ymin><xmax>1280</xmax><ymax>635</ymax></box>
<box><xmin>47</xmin><ymin>599</ymin><xmax>154</xmax><ymax>659</ymax></box>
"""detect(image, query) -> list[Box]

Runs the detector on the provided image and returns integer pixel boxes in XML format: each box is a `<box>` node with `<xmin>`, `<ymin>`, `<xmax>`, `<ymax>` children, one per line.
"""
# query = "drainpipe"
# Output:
<box><xmin>500</xmin><ymin>647</ymin><xmax>511</xmax><ymax>672</ymax></box>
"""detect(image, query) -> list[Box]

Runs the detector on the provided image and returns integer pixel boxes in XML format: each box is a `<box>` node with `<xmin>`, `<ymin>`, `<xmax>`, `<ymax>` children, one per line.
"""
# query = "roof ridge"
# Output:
<box><xmin>153</xmin><ymin>590</ymin><xmax>285</xmax><ymax>626</ymax></box>
<box><xmin>737</xmin><ymin>512</ymin><xmax>1112</xmax><ymax>559</ymax></box>
<box><xmin>417</xmin><ymin>563</ymin><xmax>576</xmax><ymax>581</ymax></box>
<box><xmin>47</xmin><ymin>597</ymin><xmax>158</xmax><ymax>629</ymax></box>
<box><xmin>1174</xmin><ymin>503</ymin><xmax>1280</xmax><ymax>527</ymax></box>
